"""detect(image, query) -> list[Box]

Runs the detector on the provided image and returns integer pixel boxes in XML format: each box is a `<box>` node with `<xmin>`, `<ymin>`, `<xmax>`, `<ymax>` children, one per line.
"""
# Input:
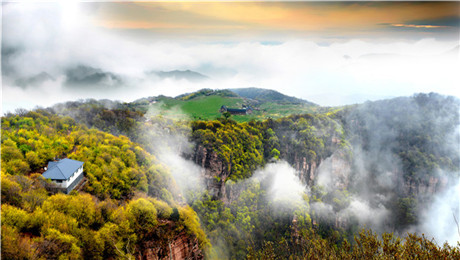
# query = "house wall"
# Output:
<box><xmin>51</xmin><ymin>166</ymin><xmax>83</xmax><ymax>189</ymax></box>
<box><xmin>66</xmin><ymin>173</ymin><xmax>84</xmax><ymax>194</ymax></box>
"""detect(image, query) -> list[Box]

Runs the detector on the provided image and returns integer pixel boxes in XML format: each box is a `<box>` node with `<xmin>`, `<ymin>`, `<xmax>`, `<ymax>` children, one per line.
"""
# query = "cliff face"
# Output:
<box><xmin>136</xmin><ymin>221</ymin><xmax>203</xmax><ymax>260</ymax></box>
<box><xmin>292</xmin><ymin>155</ymin><xmax>319</xmax><ymax>186</ymax></box>
<box><xmin>138</xmin><ymin>232</ymin><xmax>202</xmax><ymax>260</ymax></box>
<box><xmin>193</xmin><ymin>139</ymin><xmax>352</xmax><ymax>202</ymax></box>
<box><xmin>194</xmin><ymin>145</ymin><xmax>229</xmax><ymax>199</ymax></box>
<box><xmin>403</xmin><ymin>176</ymin><xmax>448</xmax><ymax>197</ymax></box>
<box><xmin>314</xmin><ymin>151</ymin><xmax>352</xmax><ymax>191</ymax></box>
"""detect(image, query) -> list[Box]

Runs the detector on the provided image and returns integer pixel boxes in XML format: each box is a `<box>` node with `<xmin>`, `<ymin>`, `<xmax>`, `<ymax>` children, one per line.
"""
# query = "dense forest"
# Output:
<box><xmin>1</xmin><ymin>111</ymin><xmax>208</xmax><ymax>259</ymax></box>
<box><xmin>2</xmin><ymin>92</ymin><xmax>459</xmax><ymax>259</ymax></box>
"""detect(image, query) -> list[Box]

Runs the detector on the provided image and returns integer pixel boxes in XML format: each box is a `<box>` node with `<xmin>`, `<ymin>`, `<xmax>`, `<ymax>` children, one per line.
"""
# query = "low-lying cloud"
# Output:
<box><xmin>419</xmin><ymin>175</ymin><xmax>460</xmax><ymax>245</ymax></box>
<box><xmin>2</xmin><ymin>3</ymin><xmax>460</xmax><ymax>114</ymax></box>
<box><xmin>253</xmin><ymin>161</ymin><xmax>308</xmax><ymax>210</ymax></box>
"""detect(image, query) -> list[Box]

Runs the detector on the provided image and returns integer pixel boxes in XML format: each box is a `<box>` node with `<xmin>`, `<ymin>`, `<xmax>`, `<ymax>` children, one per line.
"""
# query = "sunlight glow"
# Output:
<box><xmin>59</xmin><ymin>1</ymin><xmax>79</xmax><ymax>28</ymax></box>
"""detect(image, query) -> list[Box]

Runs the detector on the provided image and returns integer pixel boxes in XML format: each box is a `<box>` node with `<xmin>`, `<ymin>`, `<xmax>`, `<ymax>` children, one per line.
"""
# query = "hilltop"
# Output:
<box><xmin>133</xmin><ymin>88</ymin><xmax>318</xmax><ymax>122</ymax></box>
<box><xmin>230</xmin><ymin>87</ymin><xmax>316</xmax><ymax>106</ymax></box>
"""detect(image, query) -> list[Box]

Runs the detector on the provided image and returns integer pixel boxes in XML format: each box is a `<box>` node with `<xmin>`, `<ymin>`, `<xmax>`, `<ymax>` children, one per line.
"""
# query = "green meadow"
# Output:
<box><xmin>143</xmin><ymin>94</ymin><xmax>317</xmax><ymax>122</ymax></box>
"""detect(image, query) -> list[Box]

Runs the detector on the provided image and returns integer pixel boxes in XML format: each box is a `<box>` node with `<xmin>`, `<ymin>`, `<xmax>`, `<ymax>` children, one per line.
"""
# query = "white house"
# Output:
<box><xmin>43</xmin><ymin>158</ymin><xmax>84</xmax><ymax>194</ymax></box>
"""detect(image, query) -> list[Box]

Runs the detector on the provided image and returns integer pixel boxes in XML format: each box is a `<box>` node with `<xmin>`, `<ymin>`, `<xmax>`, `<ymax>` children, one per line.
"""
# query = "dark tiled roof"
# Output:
<box><xmin>43</xmin><ymin>159</ymin><xmax>83</xmax><ymax>180</ymax></box>
<box><xmin>227</xmin><ymin>108</ymin><xmax>247</xmax><ymax>113</ymax></box>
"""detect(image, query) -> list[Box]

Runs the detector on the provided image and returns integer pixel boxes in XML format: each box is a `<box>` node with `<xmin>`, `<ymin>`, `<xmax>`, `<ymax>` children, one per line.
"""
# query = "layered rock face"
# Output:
<box><xmin>314</xmin><ymin>151</ymin><xmax>351</xmax><ymax>190</ymax></box>
<box><xmin>404</xmin><ymin>176</ymin><xmax>449</xmax><ymax>197</ymax></box>
<box><xmin>193</xmin><ymin>145</ymin><xmax>230</xmax><ymax>199</ymax></box>
<box><xmin>192</xmin><ymin>138</ymin><xmax>352</xmax><ymax>202</ymax></box>
<box><xmin>293</xmin><ymin>155</ymin><xmax>319</xmax><ymax>185</ymax></box>
<box><xmin>139</xmin><ymin>232</ymin><xmax>202</xmax><ymax>260</ymax></box>
<box><xmin>136</xmin><ymin>221</ymin><xmax>203</xmax><ymax>260</ymax></box>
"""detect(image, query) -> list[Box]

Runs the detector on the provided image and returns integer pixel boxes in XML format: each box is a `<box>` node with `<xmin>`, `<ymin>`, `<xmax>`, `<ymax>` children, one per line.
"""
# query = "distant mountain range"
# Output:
<box><xmin>150</xmin><ymin>70</ymin><xmax>209</xmax><ymax>82</ymax></box>
<box><xmin>64</xmin><ymin>65</ymin><xmax>123</xmax><ymax>88</ymax></box>
<box><xmin>14</xmin><ymin>72</ymin><xmax>55</xmax><ymax>88</ymax></box>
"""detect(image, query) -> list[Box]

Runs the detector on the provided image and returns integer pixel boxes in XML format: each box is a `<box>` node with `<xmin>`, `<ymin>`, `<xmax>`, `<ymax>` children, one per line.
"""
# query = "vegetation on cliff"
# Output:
<box><xmin>1</xmin><ymin>91</ymin><xmax>459</xmax><ymax>259</ymax></box>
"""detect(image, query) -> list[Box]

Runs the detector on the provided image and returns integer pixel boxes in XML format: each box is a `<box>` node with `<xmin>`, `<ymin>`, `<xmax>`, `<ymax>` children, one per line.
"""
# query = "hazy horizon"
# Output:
<box><xmin>2</xmin><ymin>1</ymin><xmax>459</xmax><ymax>113</ymax></box>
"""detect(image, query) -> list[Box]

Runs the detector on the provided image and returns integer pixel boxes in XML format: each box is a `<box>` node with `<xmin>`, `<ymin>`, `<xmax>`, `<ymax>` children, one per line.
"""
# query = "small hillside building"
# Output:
<box><xmin>220</xmin><ymin>105</ymin><xmax>253</xmax><ymax>115</ymax></box>
<box><xmin>43</xmin><ymin>159</ymin><xmax>84</xmax><ymax>194</ymax></box>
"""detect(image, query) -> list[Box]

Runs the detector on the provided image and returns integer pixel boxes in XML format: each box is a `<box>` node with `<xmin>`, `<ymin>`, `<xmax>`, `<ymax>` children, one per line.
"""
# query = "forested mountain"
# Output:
<box><xmin>2</xmin><ymin>90</ymin><xmax>459</xmax><ymax>259</ymax></box>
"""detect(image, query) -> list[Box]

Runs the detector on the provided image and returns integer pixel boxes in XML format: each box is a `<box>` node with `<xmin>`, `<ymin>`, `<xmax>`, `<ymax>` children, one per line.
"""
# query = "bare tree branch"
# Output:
<box><xmin>453</xmin><ymin>211</ymin><xmax>460</xmax><ymax>238</ymax></box>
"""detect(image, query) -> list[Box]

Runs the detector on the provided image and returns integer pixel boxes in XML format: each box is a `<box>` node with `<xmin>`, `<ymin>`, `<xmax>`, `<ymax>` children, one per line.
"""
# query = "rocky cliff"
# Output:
<box><xmin>136</xmin><ymin>221</ymin><xmax>204</xmax><ymax>260</ymax></box>
<box><xmin>193</xmin><ymin>145</ymin><xmax>230</xmax><ymax>199</ymax></box>
<box><xmin>192</xmin><ymin>138</ymin><xmax>351</xmax><ymax>202</ymax></box>
<box><xmin>403</xmin><ymin>176</ymin><xmax>449</xmax><ymax>198</ymax></box>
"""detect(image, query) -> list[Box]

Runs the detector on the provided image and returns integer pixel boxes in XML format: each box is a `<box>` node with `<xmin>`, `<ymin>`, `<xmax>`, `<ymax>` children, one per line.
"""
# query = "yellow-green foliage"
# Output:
<box><xmin>41</xmin><ymin>193</ymin><xmax>97</xmax><ymax>228</ymax></box>
<box><xmin>1</xmin><ymin>113</ymin><xmax>75</xmax><ymax>175</ymax></box>
<box><xmin>247</xmin><ymin>229</ymin><xmax>460</xmax><ymax>259</ymax></box>
<box><xmin>1</xmin><ymin>204</ymin><xmax>30</xmax><ymax>231</ymax></box>
<box><xmin>126</xmin><ymin>198</ymin><xmax>158</xmax><ymax>231</ymax></box>
<box><xmin>69</xmin><ymin>129</ymin><xmax>157</xmax><ymax>199</ymax></box>
<box><xmin>1</xmin><ymin>111</ymin><xmax>209</xmax><ymax>259</ymax></box>
<box><xmin>148</xmin><ymin>198</ymin><xmax>173</xmax><ymax>219</ymax></box>
<box><xmin>192</xmin><ymin>119</ymin><xmax>265</xmax><ymax>180</ymax></box>
<box><xmin>1</xmin><ymin>225</ymin><xmax>35</xmax><ymax>259</ymax></box>
<box><xmin>1</xmin><ymin>179</ymin><xmax>209</xmax><ymax>259</ymax></box>
<box><xmin>191</xmin><ymin>114</ymin><xmax>347</xmax><ymax>182</ymax></box>
<box><xmin>40</xmin><ymin>228</ymin><xmax>81</xmax><ymax>259</ymax></box>
<box><xmin>1</xmin><ymin>110</ymin><xmax>173</xmax><ymax>200</ymax></box>
<box><xmin>1</xmin><ymin>174</ymin><xmax>48</xmax><ymax>211</ymax></box>
<box><xmin>179</xmin><ymin>205</ymin><xmax>211</xmax><ymax>249</ymax></box>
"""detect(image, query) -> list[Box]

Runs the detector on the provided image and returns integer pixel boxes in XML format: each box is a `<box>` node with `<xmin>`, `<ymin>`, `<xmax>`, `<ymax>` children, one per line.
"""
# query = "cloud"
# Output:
<box><xmin>253</xmin><ymin>161</ymin><xmax>307</xmax><ymax>209</ymax></box>
<box><xmin>390</xmin><ymin>24</ymin><xmax>448</xmax><ymax>29</ymax></box>
<box><xmin>418</xmin><ymin>174</ymin><xmax>460</xmax><ymax>245</ymax></box>
<box><xmin>2</xmin><ymin>3</ymin><xmax>460</xmax><ymax>114</ymax></box>
<box><xmin>407</xmin><ymin>16</ymin><xmax>460</xmax><ymax>28</ymax></box>
<box><xmin>341</xmin><ymin>197</ymin><xmax>390</xmax><ymax>229</ymax></box>
<box><xmin>14</xmin><ymin>72</ymin><xmax>55</xmax><ymax>88</ymax></box>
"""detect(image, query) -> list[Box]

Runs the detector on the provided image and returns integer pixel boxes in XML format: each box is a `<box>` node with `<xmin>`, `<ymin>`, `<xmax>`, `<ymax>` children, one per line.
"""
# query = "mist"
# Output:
<box><xmin>253</xmin><ymin>161</ymin><xmax>308</xmax><ymax>211</ymax></box>
<box><xmin>141</xmin><ymin>111</ymin><xmax>207</xmax><ymax>201</ymax></box>
<box><xmin>3</xmin><ymin>3</ymin><xmax>460</xmax><ymax>114</ymax></box>
<box><xmin>418</xmin><ymin>175</ymin><xmax>460</xmax><ymax>245</ymax></box>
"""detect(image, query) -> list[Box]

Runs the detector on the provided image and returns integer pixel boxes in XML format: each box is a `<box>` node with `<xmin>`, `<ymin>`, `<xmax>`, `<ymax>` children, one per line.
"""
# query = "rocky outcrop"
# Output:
<box><xmin>193</xmin><ymin>139</ymin><xmax>351</xmax><ymax>201</ymax></box>
<box><xmin>139</xmin><ymin>232</ymin><xmax>202</xmax><ymax>260</ymax></box>
<box><xmin>403</xmin><ymin>176</ymin><xmax>448</xmax><ymax>197</ymax></box>
<box><xmin>293</xmin><ymin>155</ymin><xmax>319</xmax><ymax>186</ymax></box>
<box><xmin>194</xmin><ymin>145</ymin><xmax>230</xmax><ymax>199</ymax></box>
<box><xmin>292</xmin><ymin>150</ymin><xmax>351</xmax><ymax>190</ymax></box>
<box><xmin>136</xmin><ymin>221</ymin><xmax>203</xmax><ymax>260</ymax></box>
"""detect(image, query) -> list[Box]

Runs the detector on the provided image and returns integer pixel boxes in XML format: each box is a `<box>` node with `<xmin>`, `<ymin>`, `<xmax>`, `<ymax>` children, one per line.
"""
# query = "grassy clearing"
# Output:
<box><xmin>144</xmin><ymin>95</ymin><xmax>317</xmax><ymax>122</ymax></box>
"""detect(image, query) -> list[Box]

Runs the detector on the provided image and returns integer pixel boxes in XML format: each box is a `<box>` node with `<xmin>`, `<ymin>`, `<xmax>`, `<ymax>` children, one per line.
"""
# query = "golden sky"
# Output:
<box><xmin>93</xmin><ymin>2</ymin><xmax>459</xmax><ymax>41</ymax></box>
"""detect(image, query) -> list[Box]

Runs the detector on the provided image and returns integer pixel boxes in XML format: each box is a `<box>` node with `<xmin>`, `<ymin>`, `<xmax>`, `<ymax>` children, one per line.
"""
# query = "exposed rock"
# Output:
<box><xmin>293</xmin><ymin>156</ymin><xmax>319</xmax><ymax>185</ymax></box>
<box><xmin>136</xmin><ymin>221</ymin><xmax>203</xmax><ymax>260</ymax></box>
<box><xmin>194</xmin><ymin>145</ymin><xmax>230</xmax><ymax>199</ymax></box>
<box><xmin>313</xmin><ymin>151</ymin><xmax>351</xmax><ymax>191</ymax></box>
<box><xmin>403</xmin><ymin>176</ymin><xmax>449</xmax><ymax>197</ymax></box>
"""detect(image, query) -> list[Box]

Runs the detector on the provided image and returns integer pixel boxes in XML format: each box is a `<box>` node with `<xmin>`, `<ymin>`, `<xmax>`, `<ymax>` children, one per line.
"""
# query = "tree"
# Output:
<box><xmin>223</xmin><ymin>112</ymin><xmax>231</xmax><ymax>120</ymax></box>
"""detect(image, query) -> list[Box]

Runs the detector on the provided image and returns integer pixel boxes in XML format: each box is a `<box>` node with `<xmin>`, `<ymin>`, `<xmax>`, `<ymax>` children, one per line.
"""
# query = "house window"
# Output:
<box><xmin>56</xmin><ymin>180</ymin><xmax>63</xmax><ymax>183</ymax></box>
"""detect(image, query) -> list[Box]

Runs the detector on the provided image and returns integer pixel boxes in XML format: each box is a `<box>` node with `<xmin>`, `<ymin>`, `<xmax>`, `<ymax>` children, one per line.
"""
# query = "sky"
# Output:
<box><xmin>2</xmin><ymin>1</ymin><xmax>459</xmax><ymax>113</ymax></box>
